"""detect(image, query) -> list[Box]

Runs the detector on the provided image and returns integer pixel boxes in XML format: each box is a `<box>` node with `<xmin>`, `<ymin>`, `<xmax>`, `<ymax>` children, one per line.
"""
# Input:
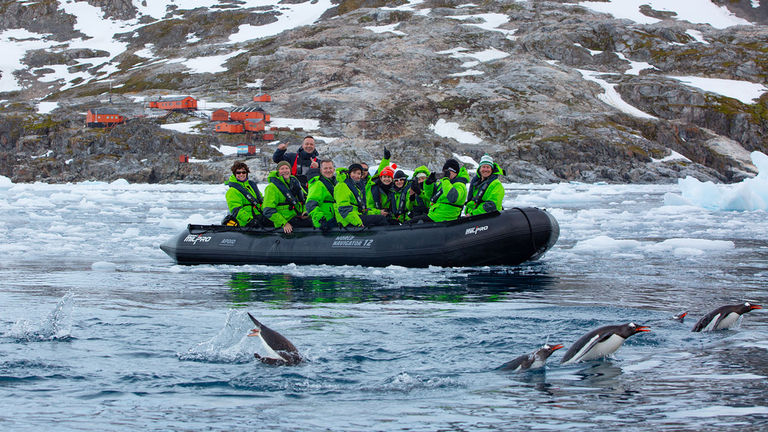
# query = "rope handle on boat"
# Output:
<box><xmin>511</xmin><ymin>208</ymin><xmax>538</xmax><ymax>254</ymax></box>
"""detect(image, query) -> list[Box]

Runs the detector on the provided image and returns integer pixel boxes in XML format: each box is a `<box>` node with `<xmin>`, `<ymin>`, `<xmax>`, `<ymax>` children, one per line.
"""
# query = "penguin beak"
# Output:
<box><xmin>636</xmin><ymin>325</ymin><xmax>651</xmax><ymax>332</ymax></box>
<box><xmin>551</xmin><ymin>344</ymin><xmax>564</xmax><ymax>351</ymax></box>
<box><xmin>750</xmin><ymin>304</ymin><xmax>762</xmax><ymax>310</ymax></box>
<box><xmin>247</xmin><ymin>328</ymin><xmax>261</xmax><ymax>337</ymax></box>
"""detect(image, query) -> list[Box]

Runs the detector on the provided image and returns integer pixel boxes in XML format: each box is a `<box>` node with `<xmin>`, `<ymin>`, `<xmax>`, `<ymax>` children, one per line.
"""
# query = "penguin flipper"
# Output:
<box><xmin>497</xmin><ymin>354</ymin><xmax>529</xmax><ymax>371</ymax></box>
<box><xmin>562</xmin><ymin>333</ymin><xmax>602</xmax><ymax>364</ymax></box>
<box><xmin>692</xmin><ymin>312</ymin><xmax>720</xmax><ymax>332</ymax></box>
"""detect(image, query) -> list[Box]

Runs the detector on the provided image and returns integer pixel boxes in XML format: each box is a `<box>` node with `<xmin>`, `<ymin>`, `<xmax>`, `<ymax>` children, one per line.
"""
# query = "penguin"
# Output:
<box><xmin>561</xmin><ymin>322</ymin><xmax>650</xmax><ymax>365</ymax></box>
<box><xmin>691</xmin><ymin>302</ymin><xmax>762</xmax><ymax>332</ymax></box>
<box><xmin>246</xmin><ymin>312</ymin><xmax>302</xmax><ymax>366</ymax></box>
<box><xmin>498</xmin><ymin>343</ymin><xmax>564</xmax><ymax>372</ymax></box>
<box><xmin>673</xmin><ymin>311</ymin><xmax>688</xmax><ymax>323</ymax></box>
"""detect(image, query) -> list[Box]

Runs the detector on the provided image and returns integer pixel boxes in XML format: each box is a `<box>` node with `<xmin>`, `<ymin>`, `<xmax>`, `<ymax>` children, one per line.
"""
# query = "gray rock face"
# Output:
<box><xmin>0</xmin><ymin>0</ymin><xmax>766</xmax><ymax>184</ymax></box>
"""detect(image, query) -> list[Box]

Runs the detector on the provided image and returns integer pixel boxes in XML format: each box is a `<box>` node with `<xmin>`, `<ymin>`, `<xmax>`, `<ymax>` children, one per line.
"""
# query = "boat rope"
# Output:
<box><xmin>512</xmin><ymin>207</ymin><xmax>538</xmax><ymax>254</ymax></box>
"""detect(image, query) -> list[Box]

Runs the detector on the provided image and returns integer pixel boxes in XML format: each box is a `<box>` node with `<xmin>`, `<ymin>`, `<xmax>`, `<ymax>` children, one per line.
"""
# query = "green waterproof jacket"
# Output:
<box><xmin>224</xmin><ymin>174</ymin><xmax>263</xmax><ymax>226</ymax></box>
<box><xmin>306</xmin><ymin>170</ymin><xmax>341</xmax><ymax>228</ymax></box>
<box><xmin>262</xmin><ymin>170</ymin><xmax>307</xmax><ymax>227</ymax></box>
<box><xmin>390</xmin><ymin>182</ymin><xmax>411</xmax><ymax>223</ymax></box>
<box><xmin>407</xmin><ymin>166</ymin><xmax>433</xmax><ymax>217</ymax></box>
<box><xmin>367</xmin><ymin>180</ymin><xmax>393</xmax><ymax>213</ymax></box>
<box><xmin>465</xmin><ymin>163</ymin><xmax>505</xmax><ymax>216</ymax></box>
<box><xmin>334</xmin><ymin>170</ymin><xmax>382</xmax><ymax>227</ymax></box>
<box><xmin>427</xmin><ymin>166</ymin><xmax>470</xmax><ymax>222</ymax></box>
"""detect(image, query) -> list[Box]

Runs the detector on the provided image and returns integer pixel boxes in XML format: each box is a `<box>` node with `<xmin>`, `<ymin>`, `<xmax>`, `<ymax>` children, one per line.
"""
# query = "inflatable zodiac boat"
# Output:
<box><xmin>160</xmin><ymin>208</ymin><xmax>559</xmax><ymax>268</ymax></box>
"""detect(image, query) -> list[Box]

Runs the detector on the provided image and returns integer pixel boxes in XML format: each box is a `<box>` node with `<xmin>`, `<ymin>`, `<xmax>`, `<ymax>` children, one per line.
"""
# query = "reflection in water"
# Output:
<box><xmin>225</xmin><ymin>264</ymin><xmax>557</xmax><ymax>304</ymax></box>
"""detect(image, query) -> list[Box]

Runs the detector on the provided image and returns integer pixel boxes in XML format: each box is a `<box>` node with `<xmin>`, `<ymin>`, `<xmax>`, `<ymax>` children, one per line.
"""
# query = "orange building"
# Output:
<box><xmin>86</xmin><ymin>108</ymin><xmax>126</xmax><ymax>127</ymax></box>
<box><xmin>253</xmin><ymin>94</ymin><xmax>272</xmax><ymax>102</ymax></box>
<box><xmin>244</xmin><ymin>119</ymin><xmax>265</xmax><ymax>132</ymax></box>
<box><xmin>151</xmin><ymin>96</ymin><xmax>198</xmax><ymax>111</ymax></box>
<box><xmin>215</xmin><ymin>122</ymin><xmax>244</xmax><ymax>134</ymax></box>
<box><xmin>211</xmin><ymin>109</ymin><xmax>229</xmax><ymax>121</ymax></box>
<box><xmin>229</xmin><ymin>105</ymin><xmax>270</xmax><ymax>122</ymax></box>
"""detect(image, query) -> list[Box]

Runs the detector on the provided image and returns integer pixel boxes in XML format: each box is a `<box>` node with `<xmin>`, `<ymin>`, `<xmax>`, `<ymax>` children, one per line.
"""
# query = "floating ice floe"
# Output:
<box><xmin>665</xmin><ymin>151</ymin><xmax>768</xmax><ymax>211</ymax></box>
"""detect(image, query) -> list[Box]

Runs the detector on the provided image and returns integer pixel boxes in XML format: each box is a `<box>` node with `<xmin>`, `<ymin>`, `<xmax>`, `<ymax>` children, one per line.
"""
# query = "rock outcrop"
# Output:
<box><xmin>0</xmin><ymin>0</ymin><xmax>766</xmax><ymax>184</ymax></box>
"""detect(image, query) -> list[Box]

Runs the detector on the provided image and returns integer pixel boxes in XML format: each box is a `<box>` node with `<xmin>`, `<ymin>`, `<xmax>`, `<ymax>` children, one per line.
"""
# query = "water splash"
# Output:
<box><xmin>177</xmin><ymin>309</ymin><xmax>258</xmax><ymax>363</ymax></box>
<box><xmin>9</xmin><ymin>292</ymin><xmax>75</xmax><ymax>342</ymax></box>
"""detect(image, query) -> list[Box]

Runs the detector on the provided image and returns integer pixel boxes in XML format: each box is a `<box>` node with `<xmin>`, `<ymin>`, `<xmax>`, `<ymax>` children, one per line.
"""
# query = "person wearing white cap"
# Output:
<box><xmin>465</xmin><ymin>154</ymin><xmax>505</xmax><ymax>216</ymax></box>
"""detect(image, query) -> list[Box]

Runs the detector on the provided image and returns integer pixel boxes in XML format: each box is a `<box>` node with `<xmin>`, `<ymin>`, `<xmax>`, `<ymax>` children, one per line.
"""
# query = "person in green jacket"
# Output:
<box><xmin>367</xmin><ymin>164</ymin><xmax>395</xmax><ymax>218</ymax></box>
<box><xmin>306</xmin><ymin>159</ymin><xmax>340</xmax><ymax>230</ymax></box>
<box><xmin>334</xmin><ymin>163</ymin><xmax>388</xmax><ymax>227</ymax></box>
<box><xmin>412</xmin><ymin>158</ymin><xmax>469</xmax><ymax>223</ymax></box>
<box><xmin>262</xmin><ymin>161</ymin><xmax>312</xmax><ymax>233</ymax></box>
<box><xmin>407</xmin><ymin>165</ymin><xmax>433</xmax><ymax>219</ymax></box>
<box><xmin>465</xmin><ymin>154</ymin><xmax>505</xmax><ymax>216</ymax></box>
<box><xmin>389</xmin><ymin>170</ymin><xmax>411</xmax><ymax>224</ymax></box>
<box><xmin>224</xmin><ymin>161</ymin><xmax>267</xmax><ymax>227</ymax></box>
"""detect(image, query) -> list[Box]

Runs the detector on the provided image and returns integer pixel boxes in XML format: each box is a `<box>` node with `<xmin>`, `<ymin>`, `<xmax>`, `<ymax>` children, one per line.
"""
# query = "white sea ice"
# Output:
<box><xmin>666</xmin><ymin>151</ymin><xmax>768</xmax><ymax>211</ymax></box>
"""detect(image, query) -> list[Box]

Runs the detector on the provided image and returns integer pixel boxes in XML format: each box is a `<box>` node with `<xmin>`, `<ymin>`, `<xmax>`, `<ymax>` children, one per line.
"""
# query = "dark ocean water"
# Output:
<box><xmin>1</xmin><ymin>181</ymin><xmax>767</xmax><ymax>431</ymax></box>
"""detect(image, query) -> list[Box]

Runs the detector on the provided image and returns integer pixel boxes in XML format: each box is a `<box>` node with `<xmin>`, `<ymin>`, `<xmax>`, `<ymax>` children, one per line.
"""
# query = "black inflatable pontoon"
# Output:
<box><xmin>160</xmin><ymin>208</ymin><xmax>559</xmax><ymax>268</ymax></box>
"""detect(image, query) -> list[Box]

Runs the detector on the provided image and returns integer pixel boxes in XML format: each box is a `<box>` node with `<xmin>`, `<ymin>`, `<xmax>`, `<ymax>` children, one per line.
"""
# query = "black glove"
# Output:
<box><xmin>425</xmin><ymin>172</ymin><xmax>436</xmax><ymax>185</ymax></box>
<box><xmin>383</xmin><ymin>147</ymin><xmax>391</xmax><ymax>160</ymax></box>
<box><xmin>411</xmin><ymin>181</ymin><xmax>422</xmax><ymax>195</ymax></box>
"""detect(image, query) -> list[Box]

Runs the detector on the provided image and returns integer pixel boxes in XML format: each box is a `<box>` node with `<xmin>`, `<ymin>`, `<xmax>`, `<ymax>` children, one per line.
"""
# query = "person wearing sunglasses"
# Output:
<box><xmin>224</xmin><ymin>161</ymin><xmax>267</xmax><ymax>227</ymax></box>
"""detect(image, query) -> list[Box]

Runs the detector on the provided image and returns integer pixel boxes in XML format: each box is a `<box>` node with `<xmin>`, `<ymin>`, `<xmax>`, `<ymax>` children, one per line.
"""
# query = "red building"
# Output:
<box><xmin>253</xmin><ymin>94</ymin><xmax>272</xmax><ymax>102</ymax></box>
<box><xmin>86</xmin><ymin>108</ymin><xmax>126</xmax><ymax>127</ymax></box>
<box><xmin>211</xmin><ymin>109</ymin><xmax>229</xmax><ymax>121</ymax></box>
<box><xmin>215</xmin><ymin>122</ymin><xmax>244</xmax><ymax>134</ymax></box>
<box><xmin>151</xmin><ymin>96</ymin><xmax>198</xmax><ymax>111</ymax></box>
<box><xmin>244</xmin><ymin>119</ymin><xmax>265</xmax><ymax>132</ymax></box>
<box><xmin>229</xmin><ymin>105</ymin><xmax>270</xmax><ymax>122</ymax></box>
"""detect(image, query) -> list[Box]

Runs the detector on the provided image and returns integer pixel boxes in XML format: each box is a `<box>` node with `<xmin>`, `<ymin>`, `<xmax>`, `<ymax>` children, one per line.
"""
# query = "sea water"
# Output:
<box><xmin>1</xmin><ymin>175</ymin><xmax>767</xmax><ymax>430</ymax></box>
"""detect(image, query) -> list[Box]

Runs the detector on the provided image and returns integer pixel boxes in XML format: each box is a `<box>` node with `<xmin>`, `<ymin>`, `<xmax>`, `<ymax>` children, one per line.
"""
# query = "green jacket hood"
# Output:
<box><xmin>413</xmin><ymin>165</ymin><xmax>430</xmax><ymax>177</ymax></box>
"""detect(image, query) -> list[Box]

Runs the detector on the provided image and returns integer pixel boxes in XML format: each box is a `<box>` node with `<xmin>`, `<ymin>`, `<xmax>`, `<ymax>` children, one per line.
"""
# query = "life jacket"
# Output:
<box><xmin>344</xmin><ymin>177</ymin><xmax>368</xmax><ymax>214</ymax></box>
<box><xmin>370</xmin><ymin>181</ymin><xmax>393</xmax><ymax>210</ymax></box>
<box><xmin>227</xmin><ymin>180</ymin><xmax>264</xmax><ymax>220</ymax></box>
<box><xmin>269</xmin><ymin>176</ymin><xmax>305</xmax><ymax>214</ymax></box>
<box><xmin>319</xmin><ymin>176</ymin><xmax>337</xmax><ymax>203</ymax></box>
<box><xmin>391</xmin><ymin>183</ymin><xmax>411</xmax><ymax>219</ymax></box>
<box><xmin>467</xmin><ymin>174</ymin><xmax>499</xmax><ymax>205</ymax></box>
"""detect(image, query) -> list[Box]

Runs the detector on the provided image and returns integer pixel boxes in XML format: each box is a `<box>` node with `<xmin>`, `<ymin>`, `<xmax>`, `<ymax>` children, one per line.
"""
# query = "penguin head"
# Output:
<box><xmin>625</xmin><ymin>322</ymin><xmax>651</xmax><ymax>336</ymax></box>
<box><xmin>673</xmin><ymin>311</ymin><xmax>688</xmax><ymax>323</ymax></box>
<box><xmin>743</xmin><ymin>302</ymin><xmax>762</xmax><ymax>313</ymax></box>
<box><xmin>535</xmin><ymin>344</ymin><xmax>564</xmax><ymax>361</ymax></box>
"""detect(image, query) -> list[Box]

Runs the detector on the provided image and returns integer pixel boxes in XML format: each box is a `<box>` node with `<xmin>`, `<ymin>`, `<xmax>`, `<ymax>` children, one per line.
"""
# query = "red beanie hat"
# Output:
<box><xmin>380</xmin><ymin>164</ymin><xmax>397</xmax><ymax>178</ymax></box>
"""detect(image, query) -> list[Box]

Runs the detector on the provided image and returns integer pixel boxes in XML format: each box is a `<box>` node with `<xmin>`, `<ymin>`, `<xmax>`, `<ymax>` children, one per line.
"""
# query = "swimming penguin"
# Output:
<box><xmin>498</xmin><ymin>343</ymin><xmax>564</xmax><ymax>372</ymax></box>
<box><xmin>673</xmin><ymin>311</ymin><xmax>688</xmax><ymax>323</ymax></box>
<box><xmin>246</xmin><ymin>312</ymin><xmax>302</xmax><ymax>366</ymax></box>
<box><xmin>561</xmin><ymin>322</ymin><xmax>650</xmax><ymax>365</ymax></box>
<box><xmin>691</xmin><ymin>302</ymin><xmax>762</xmax><ymax>332</ymax></box>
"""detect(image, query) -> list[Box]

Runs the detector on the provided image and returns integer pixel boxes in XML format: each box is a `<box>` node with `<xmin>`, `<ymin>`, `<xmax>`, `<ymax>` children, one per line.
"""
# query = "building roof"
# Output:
<box><xmin>89</xmin><ymin>108</ymin><xmax>122</xmax><ymax>115</ymax></box>
<box><xmin>230</xmin><ymin>105</ymin><xmax>265</xmax><ymax>113</ymax></box>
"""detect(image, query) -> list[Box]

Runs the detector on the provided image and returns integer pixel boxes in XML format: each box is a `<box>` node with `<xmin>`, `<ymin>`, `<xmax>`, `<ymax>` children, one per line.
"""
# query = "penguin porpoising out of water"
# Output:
<box><xmin>691</xmin><ymin>302</ymin><xmax>762</xmax><ymax>332</ymax></box>
<box><xmin>561</xmin><ymin>322</ymin><xmax>650</xmax><ymax>365</ymax></box>
<box><xmin>247</xmin><ymin>312</ymin><xmax>302</xmax><ymax>366</ymax></box>
<box><xmin>498</xmin><ymin>344</ymin><xmax>564</xmax><ymax>372</ymax></box>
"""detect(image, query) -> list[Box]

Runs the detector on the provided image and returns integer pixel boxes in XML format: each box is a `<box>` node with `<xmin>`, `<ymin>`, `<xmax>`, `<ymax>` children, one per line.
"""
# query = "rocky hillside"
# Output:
<box><xmin>1</xmin><ymin>0</ymin><xmax>767</xmax><ymax>184</ymax></box>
